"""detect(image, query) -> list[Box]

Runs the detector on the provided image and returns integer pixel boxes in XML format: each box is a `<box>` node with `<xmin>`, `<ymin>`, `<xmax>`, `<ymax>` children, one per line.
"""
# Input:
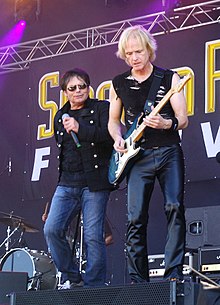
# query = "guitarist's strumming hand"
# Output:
<box><xmin>113</xmin><ymin>135</ymin><xmax>128</xmax><ymax>153</ymax></box>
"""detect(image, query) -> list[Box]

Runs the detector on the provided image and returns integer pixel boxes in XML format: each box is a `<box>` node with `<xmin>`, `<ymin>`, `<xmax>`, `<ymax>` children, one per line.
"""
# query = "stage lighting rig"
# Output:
<box><xmin>14</xmin><ymin>0</ymin><xmax>41</xmax><ymax>24</ymax></box>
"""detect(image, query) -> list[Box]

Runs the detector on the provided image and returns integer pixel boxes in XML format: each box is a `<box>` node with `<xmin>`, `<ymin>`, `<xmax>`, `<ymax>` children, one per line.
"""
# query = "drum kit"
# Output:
<box><xmin>0</xmin><ymin>211</ymin><xmax>57</xmax><ymax>291</ymax></box>
<box><xmin>0</xmin><ymin>211</ymin><xmax>114</xmax><ymax>290</ymax></box>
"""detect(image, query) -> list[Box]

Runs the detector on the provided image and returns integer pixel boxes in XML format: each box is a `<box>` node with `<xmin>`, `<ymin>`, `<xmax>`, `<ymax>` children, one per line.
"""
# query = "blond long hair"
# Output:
<box><xmin>116</xmin><ymin>25</ymin><xmax>157</xmax><ymax>62</ymax></box>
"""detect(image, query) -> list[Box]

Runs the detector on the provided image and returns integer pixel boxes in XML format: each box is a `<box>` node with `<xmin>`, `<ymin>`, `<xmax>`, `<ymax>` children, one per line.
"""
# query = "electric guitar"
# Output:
<box><xmin>108</xmin><ymin>73</ymin><xmax>191</xmax><ymax>185</ymax></box>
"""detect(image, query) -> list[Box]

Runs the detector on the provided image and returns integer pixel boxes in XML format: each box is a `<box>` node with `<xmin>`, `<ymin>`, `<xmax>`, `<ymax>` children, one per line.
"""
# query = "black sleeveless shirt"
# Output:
<box><xmin>112</xmin><ymin>65</ymin><xmax>181</xmax><ymax>148</ymax></box>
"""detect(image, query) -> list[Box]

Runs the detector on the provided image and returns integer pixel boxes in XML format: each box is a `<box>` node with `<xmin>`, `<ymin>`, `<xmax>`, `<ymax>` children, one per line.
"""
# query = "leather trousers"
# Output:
<box><xmin>126</xmin><ymin>144</ymin><xmax>186</xmax><ymax>282</ymax></box>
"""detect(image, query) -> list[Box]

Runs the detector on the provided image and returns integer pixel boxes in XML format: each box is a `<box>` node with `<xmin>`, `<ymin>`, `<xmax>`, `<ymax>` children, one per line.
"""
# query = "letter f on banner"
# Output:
<box><xmin>31</xmin><ymin>147</ymin><xmax>50</xmax><ymax>181</ymax></box>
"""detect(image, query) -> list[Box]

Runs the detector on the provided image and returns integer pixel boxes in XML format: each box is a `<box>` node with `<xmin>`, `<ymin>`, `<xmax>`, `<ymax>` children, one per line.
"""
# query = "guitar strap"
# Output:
<box><xmin>144</xmin><ymin>66</ymin><xmax>165</xmax><ymax>114</ymax></box>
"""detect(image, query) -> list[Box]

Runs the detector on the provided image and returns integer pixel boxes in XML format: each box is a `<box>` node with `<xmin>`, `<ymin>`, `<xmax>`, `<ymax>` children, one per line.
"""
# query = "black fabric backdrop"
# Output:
<box><xmin>0</xmin><ymin>1</ymin><xmax>219</xmax><ymax>285</ymax></box>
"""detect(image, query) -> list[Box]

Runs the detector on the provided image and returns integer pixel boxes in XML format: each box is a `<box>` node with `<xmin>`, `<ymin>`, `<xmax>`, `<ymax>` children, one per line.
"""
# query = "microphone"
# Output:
<box><xmin>216</xmin><ymin>152</ymin><xmax>220</xmax><ymax>163</ymax></box>
<box><xmin>62</xmin><ymin>113</ymin><xmax>81</xmax><ymax>148</ymax></box>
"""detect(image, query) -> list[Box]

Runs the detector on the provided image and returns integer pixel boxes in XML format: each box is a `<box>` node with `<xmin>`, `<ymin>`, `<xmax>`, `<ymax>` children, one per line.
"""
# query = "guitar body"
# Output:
<box><xmin>108</xmin><ymin>114</ymin><xmax>145</xmax><ymax>185</ymax></box>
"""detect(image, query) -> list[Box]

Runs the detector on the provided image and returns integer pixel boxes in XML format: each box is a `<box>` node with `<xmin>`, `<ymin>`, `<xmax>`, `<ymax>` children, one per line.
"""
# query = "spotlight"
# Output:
<box><xmin>14</xmin><ymin>0</ymin><xmax>40</xmax><ymax>24</ymax></box>
<box><xmin>19</xmin><ymin>20</ymin><xmax>26</xmax><ymax>27</ymax></box>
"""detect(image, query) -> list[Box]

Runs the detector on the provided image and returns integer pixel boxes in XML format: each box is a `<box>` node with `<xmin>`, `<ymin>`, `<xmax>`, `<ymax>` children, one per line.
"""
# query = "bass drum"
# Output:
<box><xmin>0</xmin><ymin>248</ymin><xmax>57</xmax><ymax>290</ymax></box>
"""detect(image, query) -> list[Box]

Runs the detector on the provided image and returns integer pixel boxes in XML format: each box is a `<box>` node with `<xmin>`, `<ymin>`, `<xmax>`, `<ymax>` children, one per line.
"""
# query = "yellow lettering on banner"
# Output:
<box><xmin>37</xmin><ymin>72</ymin><xmax>59</xmax><ymax>140</ymax></box>
<box><xmin>174</xmin><ymin>67</ymin><xmax>194</xmax><ymax>116</ymax></box>
<box><xmin>37</xmin><ymin>67</ymin><xmax>197</xmax><ymax>142</ymax></box>
<box><xmin>89</xmin><ymin>87</ymin><xmax>94</xmax><ymax>99</ymax></box>
<box><xmin>205</xmin><ymin>40</ymin><xmax>220</xmax><ymax>113</ymax></box>
<box><xmin>96</xmin><ymin>80</ymin><xmax>125</xmax><ymax>124</ymax></box>
<box><xmin>96</xmin><ymin>81</ymin><xmax>111</xmax><ymax>100</ymax></box>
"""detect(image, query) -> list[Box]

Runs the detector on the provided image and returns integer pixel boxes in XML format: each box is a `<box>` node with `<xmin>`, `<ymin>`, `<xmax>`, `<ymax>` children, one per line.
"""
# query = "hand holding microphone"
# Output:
<box><xmin>62</xmin><ymin>113</ymin><xmax>81</xmax><ymax>148</ymax></box>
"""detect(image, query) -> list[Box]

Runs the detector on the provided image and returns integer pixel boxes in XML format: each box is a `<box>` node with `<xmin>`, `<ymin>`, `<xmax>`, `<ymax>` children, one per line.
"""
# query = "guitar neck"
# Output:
<box><xmin>132</xmin><ymin>88</ymin><xmax>175</xmax><ymax>142</ymax></box>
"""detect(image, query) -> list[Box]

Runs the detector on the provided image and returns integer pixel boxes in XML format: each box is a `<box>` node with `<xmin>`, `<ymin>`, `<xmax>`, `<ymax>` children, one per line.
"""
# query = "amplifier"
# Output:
<box><xmin>148</xmin><ymin>252</ymin><xmax>198</xmax><ymax>278</ymax></box>
<box><xmin>199</xmin><ymin>246</ymin><xmax>220</xmax><ymax>272</ymax></box>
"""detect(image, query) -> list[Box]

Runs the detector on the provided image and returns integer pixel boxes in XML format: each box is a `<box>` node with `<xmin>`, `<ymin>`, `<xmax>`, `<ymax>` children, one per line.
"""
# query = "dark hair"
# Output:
<box><xmin>60</xmin><ymin>68</ymin><xmax>90</xmax><ymax>91</ymax></box>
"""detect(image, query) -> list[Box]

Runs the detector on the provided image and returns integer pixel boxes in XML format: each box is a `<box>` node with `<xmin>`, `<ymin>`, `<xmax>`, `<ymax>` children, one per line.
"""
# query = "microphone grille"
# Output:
<box><xmin>62</xmin><ymin>113</ymin><xmax>69</xmax><ymax>120</ymax></box>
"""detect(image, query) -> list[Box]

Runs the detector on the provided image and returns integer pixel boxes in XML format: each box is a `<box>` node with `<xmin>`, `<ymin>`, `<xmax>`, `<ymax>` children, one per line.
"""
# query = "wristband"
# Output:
<box><xmin>170</xmin><ymin>117</ymin><xmax>178</xmax><ymax>130</ymax></box>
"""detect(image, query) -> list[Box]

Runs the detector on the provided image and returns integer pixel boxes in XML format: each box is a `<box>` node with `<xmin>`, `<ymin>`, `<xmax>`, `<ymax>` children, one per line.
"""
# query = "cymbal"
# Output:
<box><xmin>0</xmin><ymin>211</ymin><xmax>24</xmax><ymax>220</ymax></box>
<box><xmin>0</xmin><ymin>216</ymin><xmax>39</xmax><ymax>233</ymax></box>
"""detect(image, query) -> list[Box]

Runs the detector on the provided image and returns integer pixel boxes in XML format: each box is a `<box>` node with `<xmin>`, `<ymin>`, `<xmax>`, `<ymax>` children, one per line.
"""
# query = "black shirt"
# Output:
<box><xmin>112</xmin><ymin>65</ymin><xmax>181</xmax><ymax>148</ymax></box>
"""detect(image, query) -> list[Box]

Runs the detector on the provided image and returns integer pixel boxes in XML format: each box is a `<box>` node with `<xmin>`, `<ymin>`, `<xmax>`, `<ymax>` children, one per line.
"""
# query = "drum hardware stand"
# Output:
<box><xmin>0</xmin><ymin>225</ymin><xmax>20</xmax><ymax>252</ymax></box>
<box><xmin>56</xmin><ymin>213</ymin><xmax>86</xmax><ymax>289</ymax></box>
<box><xmin>0</xmin><ymin>211</ymin><xmax>38</xmax><ymax>253</ymax></box>
<box><xmin>28</xmin><ymin>272</ymin><xmax>44</xmax><ymax>290</ymax></box>
<box><xmin>79</xmin><ymin>214</ymin><xmax>85</xmax><ymax>273</ymax></box>
<box><xmin>71</xmin><ymin>212</ymin><xmax>86</xmax><ymax>274</ymax></box>
<box><xmin>56</xmin><ymin>271</ymin><xmax>62</xmax><ymax>288</ymax></box>
<box><xmin>71</xmin><ymin>212</ymin><xmax>81</xmax><ymax>256</ymax></box>
<box><xmin>5</xmin><ymin>226</ymin><xmax>11</xmax><ymax>251</ymax></box>
<box><xmin>0</xmin><ymin>223</ymin><xmax>29</xmax><ymax>252</ymax></box>
<box><xmin>17</xmin><ymin>229</ymin><xmax>29</xmax><ymax>248</ymax></box>
<box><xmin>28</xmin><ymin>269</ymin><xmax>53</xmax><ymax>290</ymax></box>
<box><xmin>18</xmin><ymin>230</ymin><xmax>24</xmax><ymax>246</ymax></box>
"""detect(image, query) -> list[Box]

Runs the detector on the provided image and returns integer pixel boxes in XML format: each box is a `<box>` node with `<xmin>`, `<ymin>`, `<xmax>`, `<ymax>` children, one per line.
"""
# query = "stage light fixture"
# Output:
<box><xmin>19</xmin><ymin>20</ymin><xmax>27</xmax><ymax>27</ymax></box>
<box><xmin>14</xmin><ymin>0</ymin><xmax>40</xmax><ymax>24</ymax></box>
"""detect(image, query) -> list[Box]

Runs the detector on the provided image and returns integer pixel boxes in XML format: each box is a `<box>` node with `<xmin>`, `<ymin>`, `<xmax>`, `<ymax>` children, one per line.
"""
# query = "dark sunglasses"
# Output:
<box><xmin>67</xmin><ymin>83</ymin><xmax>88</xmax><ymax>92</ymax></box>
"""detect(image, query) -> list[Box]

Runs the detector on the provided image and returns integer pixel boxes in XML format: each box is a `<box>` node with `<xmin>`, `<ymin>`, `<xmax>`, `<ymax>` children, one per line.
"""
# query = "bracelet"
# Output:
<box><xmin>170</xmin><ymin>117</ymin><xmax>179</xmax><ymax>130</ymax></box>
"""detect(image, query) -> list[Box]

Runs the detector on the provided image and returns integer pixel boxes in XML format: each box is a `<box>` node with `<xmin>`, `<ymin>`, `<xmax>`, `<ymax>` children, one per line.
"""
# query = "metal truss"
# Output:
<box><xmin>0</xmin><ymin>0</ymin><xmax>219</xmax><ymax>74</ymax></box>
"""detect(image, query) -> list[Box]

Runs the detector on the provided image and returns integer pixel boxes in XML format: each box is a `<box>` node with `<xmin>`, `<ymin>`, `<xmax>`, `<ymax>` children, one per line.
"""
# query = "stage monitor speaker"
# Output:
<box><xmin>10</xmin><ymin>281</ymin><xmax>200</xmax><ymax>305</ymax></box>
<box><xmin>0</xmin><ymin>271</ymin><xmax>27</xmax><ymax>305</ymax></box>
<box><xmin>185</xmin><ymin>205</ymin><xmax>220</xmax><ymax>250</ymax></box>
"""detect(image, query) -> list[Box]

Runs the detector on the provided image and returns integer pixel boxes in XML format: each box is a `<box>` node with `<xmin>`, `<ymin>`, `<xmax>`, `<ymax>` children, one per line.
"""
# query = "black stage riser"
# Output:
<box><xmin>10</xmin><ymin>281</ymin><xmax>200</xmax><ymax>305</ymax></box>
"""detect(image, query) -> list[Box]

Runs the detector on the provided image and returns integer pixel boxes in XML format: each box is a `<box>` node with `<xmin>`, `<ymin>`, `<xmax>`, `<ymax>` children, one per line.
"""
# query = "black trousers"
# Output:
<box><xmin>126</xmin><ymin>144</ymin><xmax>186</xmax><ymax>282</ymax></box>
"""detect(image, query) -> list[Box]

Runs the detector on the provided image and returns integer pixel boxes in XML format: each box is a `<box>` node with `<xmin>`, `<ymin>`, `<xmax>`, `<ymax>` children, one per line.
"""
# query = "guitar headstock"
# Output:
<box><xmin>171</xmin><ymin>73</ymin><xmax>191</xmax><ymax>94</ymax></box>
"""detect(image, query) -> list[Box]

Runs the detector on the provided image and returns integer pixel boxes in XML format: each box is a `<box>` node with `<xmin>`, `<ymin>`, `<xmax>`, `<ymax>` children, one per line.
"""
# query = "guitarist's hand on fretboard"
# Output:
<box><xmin>143</xmin><ymin>113</ymin><xmax>171</xmax><ymax>130</ymax></box>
